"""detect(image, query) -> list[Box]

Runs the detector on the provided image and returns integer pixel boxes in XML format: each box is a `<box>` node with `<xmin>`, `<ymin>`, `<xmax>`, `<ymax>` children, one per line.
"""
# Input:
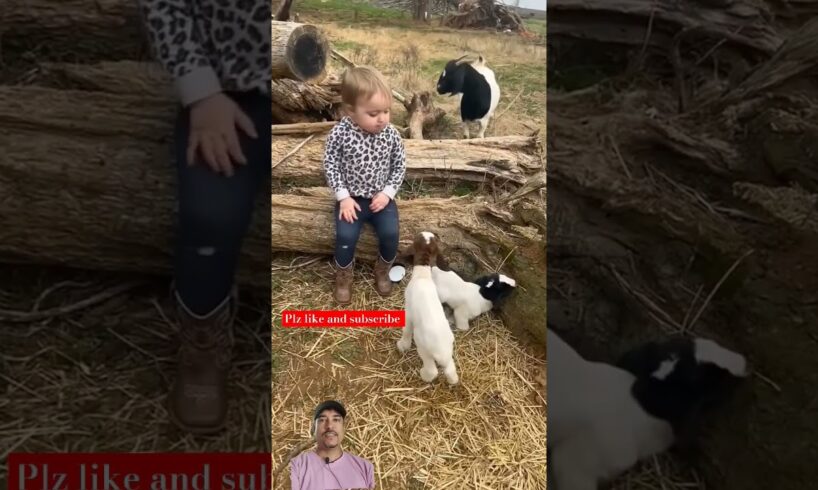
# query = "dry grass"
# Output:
<box><xmin>270</xmin><ymin>256</ymin><xmax>546</xmax><ymax>489</ymax></box>
<box><xmin>321</xmin><ymin>24</ymin><xmax>546</xmax><ymax>138</ymax></box>
<box><xmin>0</xmin><ymin>264</ymin><xmax>271</xmax><ymax>482</ymax></box>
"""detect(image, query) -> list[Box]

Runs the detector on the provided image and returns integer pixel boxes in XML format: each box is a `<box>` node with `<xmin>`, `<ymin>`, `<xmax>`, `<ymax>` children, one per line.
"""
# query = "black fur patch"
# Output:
<box><xmin>616</xmin><ymin>338</ymin><xmax>745</xmax><ymax>437</ymax></box>
<box><xmin>472</xmin><ymin>273</ymin><xmax>515</xmax><ymax>306</ymax></box>
<box><xmin>436</xmin><ymin>60</ymin><xmax>493</xmax><ymax>122</ymax></box>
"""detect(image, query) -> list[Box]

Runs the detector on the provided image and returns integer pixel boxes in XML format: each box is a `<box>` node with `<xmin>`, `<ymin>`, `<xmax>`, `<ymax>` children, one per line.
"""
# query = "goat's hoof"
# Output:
<box><xmin>420</xmin><ymin>370</ymin><xmax>438</xmax><ymax>383</ymax></box>
<box><xmin>396</xmin><ymin>340</ymin><xmax>411</xmax><ymax>353</ymax></box>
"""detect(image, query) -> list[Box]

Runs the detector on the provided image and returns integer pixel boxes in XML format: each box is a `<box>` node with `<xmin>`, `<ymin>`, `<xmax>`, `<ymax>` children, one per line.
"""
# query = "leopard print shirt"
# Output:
<box><xmin>138</xmin><ymin>0</ymin><xmax>270</xmax><ymax>106</ymax></box>
<box><xmin>323</xmin><ymin>117</ymin><xmax>407</xmax><ymax>201</ymax></box>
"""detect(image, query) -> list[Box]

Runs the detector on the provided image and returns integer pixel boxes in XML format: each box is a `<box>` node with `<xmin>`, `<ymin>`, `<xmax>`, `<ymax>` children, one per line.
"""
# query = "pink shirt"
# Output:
<box><xmin>290</xmin><ymin>451</ymin><xmax>375</xmax><ymax>490</ymax></box>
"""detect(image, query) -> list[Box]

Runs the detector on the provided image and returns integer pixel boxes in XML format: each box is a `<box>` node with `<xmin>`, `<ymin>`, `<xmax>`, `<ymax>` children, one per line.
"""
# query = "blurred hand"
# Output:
<box><xmin>369</xmin><ymin>192</ymin><xmax>390</xmax><ymax>213</ymax></box>
<box><xmin>186</xmin><ymin>92</ymin><xmax>258</xmax><ymax>177</ymax></box>
<box><xmin>339</xmin><ymin>197</ymin><xmax>361</xmax><ymax>223</ymax></box>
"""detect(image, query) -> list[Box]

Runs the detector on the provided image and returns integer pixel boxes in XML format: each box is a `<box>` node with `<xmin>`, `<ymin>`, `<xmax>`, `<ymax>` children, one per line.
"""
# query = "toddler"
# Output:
<box><xmin>323</xmin><ymin>66</ymin><xmax>407</xmax><ymax>303</ymax></box>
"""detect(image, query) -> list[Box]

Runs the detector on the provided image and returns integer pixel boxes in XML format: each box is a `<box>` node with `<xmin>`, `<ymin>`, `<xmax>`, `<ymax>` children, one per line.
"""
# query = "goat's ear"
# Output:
<box><xmin>396</xmin><ymin>243</ymin><xmax>415</xmax><ymax>264</ymax></box>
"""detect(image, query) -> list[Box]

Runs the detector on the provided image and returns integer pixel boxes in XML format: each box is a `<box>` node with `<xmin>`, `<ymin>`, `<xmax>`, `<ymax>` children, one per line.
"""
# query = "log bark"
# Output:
<box><xmin>274</xmin><ymin>0</ymin><xmax>294</xmax><ymax>21</ymax></box>
<box><xmin>272</xmin><ymin>134</ymin><xmax>544</xmax><ymax>186</ymax></box>
<box><xmin>271</xmin><ymin>21</ymin><xmax>330</xmax><ymax>81</ymax></box>
<box><xmin>271</xmin><ymin>122</ymin><xmax>337</xmax><ymax>135</ymax></box>
<box><xmin>547</xmin><ymin>0</ymin><xmax>783</xmax><ymax>73</ymax></box>
<box><xmin>3</xmin><ymin>0</ymin><xmax>149</xmax><ymax>62</ymax></box>
<box><xmin>271</xmin><ymin>78</ymin><xmax>341</xmax><ymax>123</ymax></box>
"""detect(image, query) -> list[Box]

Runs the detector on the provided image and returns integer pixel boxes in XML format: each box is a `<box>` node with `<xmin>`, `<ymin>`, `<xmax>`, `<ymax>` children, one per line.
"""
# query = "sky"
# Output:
<box><xmin>516</xmin><ymin>0</ymin><xmax>546</xmax><ymax>10</ymax></box>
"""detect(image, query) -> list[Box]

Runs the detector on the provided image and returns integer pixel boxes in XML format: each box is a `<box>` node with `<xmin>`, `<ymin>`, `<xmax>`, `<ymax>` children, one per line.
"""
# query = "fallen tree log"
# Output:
<box><xmin>272</xmin><ymin>134</ymin><xmax>544</xmax><ymax>185</ymax></box>
<box><xmin>3</xmin><ymin>0</ymin><xmax>148</xmax><ymax>62</ymax></box>
<box><xmin>272</xmin><ymin>122</ymin><xmax>337</xmax><ymax>135</ymax></box>
<box><xmin>32</xmin><ymin>60</ymin><xmax>343</xmax><ymax>123</ymax></box>
<box><xmin>0</xmin><ymin>85</ymin><xmax>545</xmax><ymax>346</ymax></box>
<box><xmin>272</xmin><ymin>21</ymin><xmax>329</xmax><ymax>81</ymax></box>
<box><xmin>270</xmin><ymin>195</ymin><xmax>546</xmax><ymax>346</ymax></box>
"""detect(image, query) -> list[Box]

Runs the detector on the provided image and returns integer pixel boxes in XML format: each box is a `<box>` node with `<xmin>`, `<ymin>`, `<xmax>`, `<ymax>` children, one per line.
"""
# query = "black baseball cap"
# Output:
<box><xmin>313</xmin><ymin>400</ymin><xmax>347</xmax><ymax>421</ymax></box>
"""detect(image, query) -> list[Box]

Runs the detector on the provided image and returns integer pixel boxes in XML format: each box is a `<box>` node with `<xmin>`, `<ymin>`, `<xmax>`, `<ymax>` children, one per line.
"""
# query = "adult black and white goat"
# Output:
<box><xmin>436</xmin><ymin>54</ymin><xmax>500</xmax><ymax>139</ymax></box>
<box><xmin>431</xmin><ymin>267</ymin><xmax>517</xmax><ymax>331</ymax></box>
<box><xmin>547</xmin><ymin>328</ymin><xmax>748</xmax><ymax>490</ymax></box>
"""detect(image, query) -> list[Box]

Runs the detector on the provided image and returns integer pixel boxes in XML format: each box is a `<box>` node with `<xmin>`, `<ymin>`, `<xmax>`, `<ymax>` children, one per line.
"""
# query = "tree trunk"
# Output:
<box><xmin>271</xmin><ymin>21</ymin><xmax>330</xmax><ymax>81</ymax></box>
<box><xmin>272</xmin><ymin>134</ymin><xmax>544</xmax><ymax>186</ymax></box>
<box><xmin>404</xmin><ymin>91</ymin><xmax>446</xmax><ymax>139</ymax></box>
<box><xmin>274</xmin><ymin>0</ymin><xmax>294</xmax><ymax>21</ymax></box>
<box><xmin>3</xmin><ymin>0</ymin><xmax>148</xmax><ymax>63</ymax></box>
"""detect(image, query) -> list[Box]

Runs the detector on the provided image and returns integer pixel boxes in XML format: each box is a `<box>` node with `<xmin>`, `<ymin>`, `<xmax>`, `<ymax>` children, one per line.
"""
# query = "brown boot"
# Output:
<box><xmin>334</xmin><ymin>260</ymin><xmax>354</xmax><ymax>304</ymax></box>
<box><xmin>374</xmin><ymin>255</ymin><xmax>394</xmax><ymax>296</ymax></box>
<box><xmin>168</xmin><ymin>288</ymin><xmax>236</xmax><ymax>434</ymax></box>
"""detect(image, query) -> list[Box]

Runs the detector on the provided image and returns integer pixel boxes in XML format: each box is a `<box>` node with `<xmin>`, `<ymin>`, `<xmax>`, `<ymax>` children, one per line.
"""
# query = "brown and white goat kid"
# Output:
<box><xmin>397</xmin><ymin>231</ymin><xmax>459</xmax><ymax>385</ymax></box>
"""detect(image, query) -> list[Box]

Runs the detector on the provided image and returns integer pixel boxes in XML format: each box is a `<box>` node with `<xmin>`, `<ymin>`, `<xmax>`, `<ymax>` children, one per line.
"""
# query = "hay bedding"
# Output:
<box><xmin>270</xmin><ymin>258</ymin><xmax>546</xmax><ymax>489</ymax></box>
<box><xmin>0</xmin><ymin>264</ymin><xmax>272</xmax><ymax>483</ymax></box>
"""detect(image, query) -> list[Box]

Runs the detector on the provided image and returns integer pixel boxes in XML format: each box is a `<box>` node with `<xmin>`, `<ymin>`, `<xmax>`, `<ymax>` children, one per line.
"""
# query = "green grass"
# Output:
<box><xmin>297</xmin><ymin>0</ymin><xmax>411</xmax><ymax>25</ymax></box>
<box><xmin>525</xmin><ymin>19</ymin><xmax>547</xmax><ymax>37</ymax></box>
<box><xmin>493</xmin><ymin>63</ymin><xmax>546</xmax><ymax>118</ymax></box>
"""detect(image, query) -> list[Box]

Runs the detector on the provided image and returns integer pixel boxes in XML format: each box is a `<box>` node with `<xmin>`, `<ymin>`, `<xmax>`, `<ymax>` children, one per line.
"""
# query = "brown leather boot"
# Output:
<box><xmin>334</xmin><ymin>260</ymin><xmax>354</xmax><ymax>304</ymax></box>
<box><xmin>168</xmin><ymin>288</ymin><xmax>236</xmax><ymax>434</ymax></box>
<box><xmin>374</xmin><ymin>255</ymin><xmax>394</xmax><ymax>296</ymax></box>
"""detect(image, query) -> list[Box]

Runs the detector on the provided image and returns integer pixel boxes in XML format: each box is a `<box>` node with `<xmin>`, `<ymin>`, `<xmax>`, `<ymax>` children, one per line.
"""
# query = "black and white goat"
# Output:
<box><xmin>436</xmin><ymin>54</ymin><xmax>500</xmax><ymax>139</ymax></box>
<box><xmin>547</xmin><ymin>328</ymin><xmax>748</xmax><ymax>490</ymax></box>
<box><xmin>432</xmin><ymin>267</ymin><xmax>517</xmax><ymax>331</ymax></box>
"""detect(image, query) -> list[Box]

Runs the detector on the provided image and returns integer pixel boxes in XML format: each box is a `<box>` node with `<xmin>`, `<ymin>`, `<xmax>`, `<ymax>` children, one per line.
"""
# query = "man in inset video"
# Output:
<box><xmin>291</xmin><ymin>400</ymin><xmax>375</xmax><ymax>489</ymax></box>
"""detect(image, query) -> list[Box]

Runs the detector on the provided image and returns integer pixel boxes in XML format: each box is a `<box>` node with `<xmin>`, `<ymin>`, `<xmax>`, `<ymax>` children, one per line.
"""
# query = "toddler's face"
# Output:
<box><xmin>349</xmin><ymin>91</ymin><xmax>391</xmax><ymax>134</ymax></box>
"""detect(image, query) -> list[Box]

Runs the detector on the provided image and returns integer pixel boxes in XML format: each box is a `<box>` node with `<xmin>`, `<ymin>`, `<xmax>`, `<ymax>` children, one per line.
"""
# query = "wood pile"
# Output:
<box><xmin>442</xmin><ymin>0</ymin><xmax>527</xmax><ymax>32</ymax></box>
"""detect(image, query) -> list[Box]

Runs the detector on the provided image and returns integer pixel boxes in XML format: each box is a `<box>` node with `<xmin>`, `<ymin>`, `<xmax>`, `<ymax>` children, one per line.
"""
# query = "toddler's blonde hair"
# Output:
<box><xmin>340</xmin><ymin>66</ymin><xmax>393</xmax><ymax>108</ymax></box>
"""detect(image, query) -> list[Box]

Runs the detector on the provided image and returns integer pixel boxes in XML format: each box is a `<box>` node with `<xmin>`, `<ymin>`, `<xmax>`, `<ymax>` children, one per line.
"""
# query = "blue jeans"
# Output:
<box><xmin>172</xmin><ymin>90</ymin><xmax>271</xmax><ymax>316</ymax></box>
<box><xmin>334</xmin><ymin>197</ymin><xmax>400</xmax><ymax>267</ymax></box>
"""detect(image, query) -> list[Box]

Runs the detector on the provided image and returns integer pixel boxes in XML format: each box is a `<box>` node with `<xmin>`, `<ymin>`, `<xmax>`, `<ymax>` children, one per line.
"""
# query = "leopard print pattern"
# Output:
<box><xmin>139</xmin><ymin>0</ymin><xmax>270</xmax><ymax>101</ymax></box>
<box><xmin>323</xmin><ymin>117</ymin><xmax>407</xmax><ymax>201</ymax></box>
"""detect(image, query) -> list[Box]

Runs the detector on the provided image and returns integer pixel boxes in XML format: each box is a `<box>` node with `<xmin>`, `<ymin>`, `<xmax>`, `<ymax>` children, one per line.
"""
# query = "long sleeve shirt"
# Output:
<box><xmin>323</xmin><ymin>117</ymin><xmax>407</xmax><ymax>201</ymax></box>
<box><xmin>138</xmin><ymin>0</ymin><xmax>271</xmax><ymax>106</ymax></box>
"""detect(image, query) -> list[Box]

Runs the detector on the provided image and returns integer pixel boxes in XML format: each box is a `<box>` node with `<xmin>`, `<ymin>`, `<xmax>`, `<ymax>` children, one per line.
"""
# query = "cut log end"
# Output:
<box><xmin>286</xmin><ymin>25</ymin><xmax>329</xmax><ymax>81</ymax></box>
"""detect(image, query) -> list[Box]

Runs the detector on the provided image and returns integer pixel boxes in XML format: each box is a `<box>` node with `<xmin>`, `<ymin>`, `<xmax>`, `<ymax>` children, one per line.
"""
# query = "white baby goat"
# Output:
<box><xmin>432</xmin><ymin>267</ymin><xmax>517</xmax><ymax>331</ymax></box>
<box><xmin>397</xmin><ymin>231</ymin><xmax>459</xmax><ymax>385</ymax></box>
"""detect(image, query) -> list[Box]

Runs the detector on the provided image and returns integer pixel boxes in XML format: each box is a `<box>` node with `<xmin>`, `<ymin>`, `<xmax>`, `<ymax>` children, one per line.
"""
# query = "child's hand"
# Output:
<box><xmin>186</xmin><ymin>92</ymin><xmax>259</xmax><ymax>177</ymax></box>
<box><xmin>369</xmin><ymin>192</ymin><xmax>390</xmax><ymax>213</ymax></box>
<box><xmin>339</xmin><ymin>197</ymin><xmax>361</xmax><ymax>223</ymax></box>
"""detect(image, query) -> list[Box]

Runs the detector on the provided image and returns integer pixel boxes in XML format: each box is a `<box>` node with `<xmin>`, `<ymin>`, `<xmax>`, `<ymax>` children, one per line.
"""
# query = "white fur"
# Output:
<box><xmin>548</xmin><ymin>329</ymin><xmax>675</xmax><ymax>490</ymax></box>
<box><xmin>431</xmin><ymin>266</ymin><xmax>493</xmax><ymax>331</ymax></box>
<box><xmin>398</xmin><ymin>265</ymin><xmax>459</xmax><ymax>385</ymax></box>
<box><xmin>468</xmin><ymin>56</ymin><xmax>500</xmax><ymax>139</ymax></box>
